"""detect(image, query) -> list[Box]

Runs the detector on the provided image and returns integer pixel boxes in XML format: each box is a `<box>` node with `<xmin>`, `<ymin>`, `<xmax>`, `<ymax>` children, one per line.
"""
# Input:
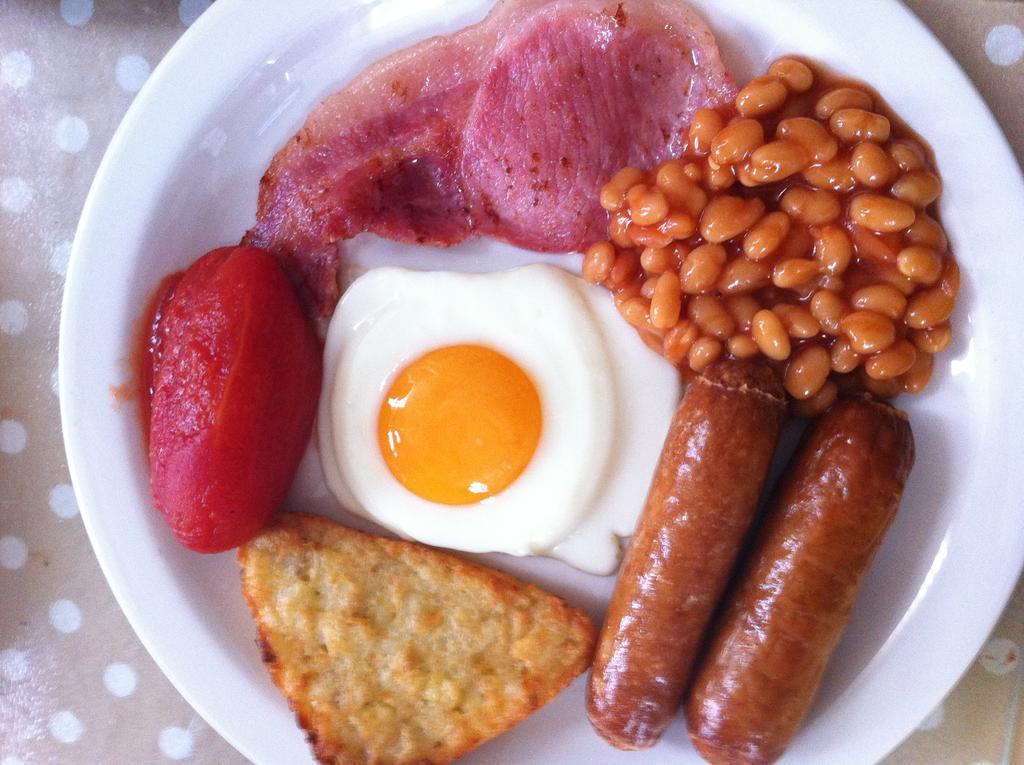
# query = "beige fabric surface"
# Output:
<box><xmin>1</xmin><ymin>0</ymin><xmax>1022</xmax><ymax>763</ymax></box>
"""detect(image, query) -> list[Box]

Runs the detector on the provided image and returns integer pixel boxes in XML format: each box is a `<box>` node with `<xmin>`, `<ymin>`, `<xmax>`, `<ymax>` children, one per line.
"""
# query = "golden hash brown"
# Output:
<box><xmin>238</xmin><ymin>513</ymin><xmax>596</xmax><ymax>765</ymax></box>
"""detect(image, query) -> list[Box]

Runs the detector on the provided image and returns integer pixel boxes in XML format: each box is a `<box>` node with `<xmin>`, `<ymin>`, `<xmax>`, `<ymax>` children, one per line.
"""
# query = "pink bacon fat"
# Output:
<box><xmin>244</xmin><ymin>0</ymin><xmax>736</xmax><ymax>314</ymax></box>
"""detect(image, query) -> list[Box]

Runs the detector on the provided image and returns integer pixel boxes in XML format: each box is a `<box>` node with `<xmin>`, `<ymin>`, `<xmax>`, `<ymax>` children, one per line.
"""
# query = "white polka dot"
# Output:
<box><xmin>60</xmin><ymin>0</ymin><xmax>94</xmax><ymax>26</ymax></box>
<box><xmin>50</xmin><ymin>239</ymin><xmax>73</xmax><ymax>277</ymax></box>
<box><xmin>0</xmin><ymin>300</ymin><xmax>28</xmax><ymax>335</ymax></box>
<box><xmin>2</xmin><ymin>756</ymin><xmax>26</xmax><ymax>765</ymax></box>
<box><xmin>178</xmin><ymin>0</ymin><xmax>213</xmax><ymax>26</ymax></box>
<box><xmin>1</xmin><ymin>51</ymin><xmax>33</xmax><ymax>89</ymax></box>
<box><xmin>49</xmin><ymin>484</ymin><xmax>79</xmax><ymax>519</ymax></box>
<box><xmin>0</xmin><ymin>649</ymin><xmax>29</xmax><ymax>682</ymax></box>
<box><xmin>159</xmin><ymin>726</ymin><xmax>194</xmax><ymax>760</ymax></box>
<box><xmin>49</xmin><ymin>599</ymin><xmax>82</xmax><ymax>634</ymax></box>
<box><xmin>0</xmin><ymin>537</ymin><xmax>28</xmax><ymax>570</ymax></box>
<box><xmin>985</xmin><ymin>24</ymin><xmax>1024</xmax><ymax>67</ymax></box>
<box><xmin>0</xmin><ymin>420</ymin><xmax>27</xmax><ymax>454</ymax></box>
<box><xmin>48</xmin><ymin>710</ymin><xmax>84</xmax><ymax>743</ymax></box>
<box><xmin>50</xmin><ymin>367</ymin><xmax>60</xmax><ymax>396</ymax></box>
<box><xmin>116</xmin><ymin>54</ymin><xmax>151</xmax><ymax>93</ymax></box>
<box><xmin>54</xmin><ymin>116</ymin><xmax>89</xmax><ymax>154</ymax></box>
<box><xmin>979</xmin><ymin>637</ymin><xmax>1019</xmax><ymax>675</ymax></box>
<box><xmin>0</xmin><ymin>178</ymin><xmax>33</xmax><ymax>214</ymax></box>
<box><xmin>103</xmin><ymin>662</ymin><xmax>138</xmax><ymax>697</ymax></box>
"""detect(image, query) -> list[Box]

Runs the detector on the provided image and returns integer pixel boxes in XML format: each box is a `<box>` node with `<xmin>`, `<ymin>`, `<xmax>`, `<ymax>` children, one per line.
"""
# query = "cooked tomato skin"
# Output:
<box><xmin>148</xmin><ymin>246</ymin><xmax>321</xmax><ymax>552</ymax></box>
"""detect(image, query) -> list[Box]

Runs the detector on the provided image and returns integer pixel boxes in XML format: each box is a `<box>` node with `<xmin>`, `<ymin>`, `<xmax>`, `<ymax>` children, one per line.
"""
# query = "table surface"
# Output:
<box><xmin>2</xmin><ymin>0</ymin><xmax>1023</xmax><ymax>763</ymax></box>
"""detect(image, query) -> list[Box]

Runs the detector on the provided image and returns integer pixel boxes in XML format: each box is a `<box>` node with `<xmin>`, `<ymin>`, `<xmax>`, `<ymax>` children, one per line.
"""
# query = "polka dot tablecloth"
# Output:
<box><xmin>1</xmin><ymin>1</ymin><xmax>1022</xmax><ymax>763</ymax></box>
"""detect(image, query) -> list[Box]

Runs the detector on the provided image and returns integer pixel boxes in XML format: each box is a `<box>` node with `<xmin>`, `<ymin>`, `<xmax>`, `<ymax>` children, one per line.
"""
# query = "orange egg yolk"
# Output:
<box><xmin>378</xmin><ymin>344</ymin><xmax>543</xmax><ymax>505</ymax></box>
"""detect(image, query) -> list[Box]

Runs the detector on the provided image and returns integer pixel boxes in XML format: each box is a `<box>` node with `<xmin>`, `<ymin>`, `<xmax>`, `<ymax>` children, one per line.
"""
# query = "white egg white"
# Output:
<box><xmin>319</xmin><ymin>263</ymin><xmax>681</xmax><ymax>575</ymax></box>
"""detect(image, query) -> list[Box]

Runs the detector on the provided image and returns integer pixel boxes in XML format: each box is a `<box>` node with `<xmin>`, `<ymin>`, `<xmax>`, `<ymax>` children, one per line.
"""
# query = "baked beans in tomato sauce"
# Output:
<box><xmin>584</xmin><ymin>57</ymin><xmax>958</xmax><ymax>416</ymax></box>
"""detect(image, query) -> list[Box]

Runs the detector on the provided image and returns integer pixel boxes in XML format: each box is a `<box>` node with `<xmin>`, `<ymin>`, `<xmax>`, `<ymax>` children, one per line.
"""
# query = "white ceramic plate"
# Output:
<box><xmin>60</xmin><ymin>1</ymin><xmax>1024</xmax><ymax>763</ymax></box>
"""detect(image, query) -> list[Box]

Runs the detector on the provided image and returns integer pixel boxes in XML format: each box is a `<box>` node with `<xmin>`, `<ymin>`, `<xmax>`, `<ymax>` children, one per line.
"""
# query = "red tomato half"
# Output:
<box><xmin>148</xmin><ymin>246</ymin><xmax>321</xmax><ymax>552</ymax></box>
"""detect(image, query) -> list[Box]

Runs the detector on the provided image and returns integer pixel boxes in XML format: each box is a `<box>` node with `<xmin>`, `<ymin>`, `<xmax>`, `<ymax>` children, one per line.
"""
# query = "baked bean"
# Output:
<box><xmin>706</xmin><ymin>159</ymin><xmax>736</xmax><ymax>190</ymax></box>
<box><xmin>627</xmin><ymin>184</ymin><xmax>670</xmax><ymax>226</ymax></box>
<box><xmin>815</xmin><ymin>87</ymin><xmax>873</xmax><ymax>119</ymax></box>
<box><xmin>810</xmin><ymin>289</ymin><xmax>849</xmax><ymax>334</ymax></box>
<box><xmin>772</xmin><ymin>258</ymin><xmax>820</xmax><ymax>288</ymax></box>
<box><xmin>875</xmin><ymin>261</ymin><xmax>918</xmax><ymax>296</ymax></box>
<box><xmin>861</xmin><ymin>370</ymin><xmax>901</xmax><ymax>399</ymax></box>
<box><xmin>629</xmin><ymin>224</ymin><xmax>673</xmax><ymax>249</ymax></box>
<box><xmin>663</xmin><ymin>320</ymin><xmax>700</xmax><ymax>365</ymax></box>
<box><xmin>907</xmin><ymin>214</ymin><xmax>948</xmax><ymax>250</ymax></box>
<box><xmin>905</xmin><ymin>287</ymin><xmax>955</xmax><ymax>329</ymax></box>
<box><xmin>840</xmin><ymin>309</ymin><xmax>896</xmax><ymax>354</ymax></box>
<box><xmin>660</xmin><ymin>212</ymin><xmax>697</xmax><ymax>241</ymax></box>
<box><xmin>776</xmin><ymin>224</ymin><xmax>815</xmax><ymax>261</ymax></box>
<box><xmin>899</xmin><ymin>350</ymin><xmax>933</xmax><ymax>393</ymax></box>
<box><xmin>865</xmin><ymin>339</ymin><xmax>917</xmax><ymax>380</ymax></box>
<box><xmin>829</xmin><ymin>109</ymin><xmax>891</xmax><ymax>143</ymax></box>
<box><xmin>743</xmin><ymin>211</ymin><xmax>792</xmax><ymax>260</ymax></box>
<box><xmin>681</xmin><ymin>243</ymin><xmax>727</xmax><ymax>294</ymax></box>
<box><xmin>803</xmin><ymin>157</ymin><xmax>858</xmax><ymax>193</ymax></box>
<box><xmin>725</xmin><ymin>295</ymin><xmax>762</xmax><ymax>332</ymax></box>
<box><xmin>911</xmin><ymin>322</ymin><xmax>952</xmax><ymax>354</ymax></box>
<box><xmin>751</xmin><ymin>309</ymin><xmax>792</xmax><ymax>360</ymax></box>
<box><xmin>791</xmin><ymin>379</ymin><xmax>838</xmax><ymax>418</ymax></box>
<box><xmin>612</xmin><ymin>280</ymin><xmax>642</xmax><ymax>306</ymax></box>
<box><xmin>717</xmin><ymin>258</ymin><xmax>771</xmax><ymax>295</ymax></box>
<box><xmin>774</xmin><ymin>303</ymin><xmax>820</xmax><ymax>338</ymax></box>
<box><xmin>688</xmin><ymin>109</ymin><xmax>726</xmax><ymax>155</ymax></box>
<box><xmin>849</xmin><ymin>193</ymin><xmax>916</xmax><ymax>232</ymax></box>
<box><xmin>939</xmin><ymin>258</ymin><xmax>960</xmax><ymax>297</ymax></box>
<box><xmin>607</xmin><ymin>249</ymin><xmax>640</xmax><ymax>288</ymax></box>
<box><xmin>656</xmin><ymin>162</ymin><xmax>709</xmax><ymax>217</ymax></box>
<box><xmin>618</xmin><ymin>296</ymin><xmax>650</xmax><ymax>328</ymax></box>
<box><xmin>781</xmin><ymin>187</ymin><xmax>840</xmax><ymax>224</ymax></box>
<box><xmin>784</xmin><ymin>345</ymin><xmax>831</xmax><ymax>399</ymax></box>
<box><xmin>896</xmin><ymin>245</ymin><xmax>942</xmax><ymax>284</ymax></box>
<box><xmin>688</xmin><ymin>336</ymin><xmax>723</xmax><ymax>373</ymax></box>
<box><xmin>582</xmin><ymin>241</ymin><xmax>615</xmax><ymax>284</ymax></box>
<box><xmin>768</xmin><ymin>57</ymin><xmax>814</xmax><ymax>93</ymax></box>
<box><xmin>687</xmin><ymin>295</ymin><xmax>735</xmax><ymax>339</ymax></box>
<box><xmin>748</xmin><ymin>140</ymin><xmax>809</xmax><ymax>183</ymax></box>
<box><xmin>777</xmin><ymin>117</ymin><xmax>838</xmax><ymax>163</ymax></box>
<box><xmin>728</xmin><ymin>333</ymin><xmax>760</xmax><ymax>359</ymax></box>
<box><xmin>812</xmin><ymin>225</ymin><xmax>853</xmax><ymax>275</ymax></box>
<box><xmin>850</xmin><ymin>142</ymin><xmax>898</xmax><ymax>188</ymax></box>
<box><xmin>736</xmin><ymin>75</ymin><xmax>789</xmax><ymax>117</ymax></box>
<box><xmin>640</xmin><ymin>275</ymin><xmax>659</xmax><ymax>299</ymax></box>
<box><xmin>609</xmin><ymin>212</ymin><xmax>635</xmax><ymax>247</ymax></box>
<box><xmin>851</xmin><ymin>284</ymin><xmax>908</xmax><ymax>320</ymax></box>
<box><xmin>890</xmin><ymin>141</ymin><xmax>925</xmax><ymax>172</ymax></box>
<box><xmin>640</xmin><ymin>245</ymin><xmax>674</xmax><ymax>274</ymax></box>
<box><xmin>650</xmin><ymin>272</ymin><xmax>683</xmax><ymax>329</ymax></box>
<box><xmin>638</xmin><ymin>330</ymin><xmax>664</xmax><ymax>354</ymax></box>
<box><xmin>892</xmin><ymin>170</ymin><xmax>942</xmax><ymax>208</ymax></box>
<box><xmin>816</xmin><ymin>274</ymin><xmax>845</xmax><ymax>295</ymax></box>
<box><xmin>599</xmin><ymin>166</ymin><xmax>645</xmax><ymax>212</ymax></box>
<box><xmin>700</xmin><ymin>196</ymin><xmax>765</xmax><ymax>242</ymax></box>
<box><xmin>829</xmin><ymin>337</ymin><xmax>862</xmax><ymax>373</ymax></box>
<box><xmin>683</xmin><ymin>162</ymin><xmax>704</xmax><ymax>182</ymax></box>
<box><xmin>846</xmin><ymin>224</ymin><xmax>900</xmax><ymax>264</ymax></box>
<box><xmin>710</xmin><ymin>119</ymin><xmax>765</xmax><ymax>165</ymax></box>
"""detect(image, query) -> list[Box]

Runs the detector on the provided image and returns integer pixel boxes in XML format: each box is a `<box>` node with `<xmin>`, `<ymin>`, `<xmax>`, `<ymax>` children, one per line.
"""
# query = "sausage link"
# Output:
<box><xmin>686</xmin><ymin>396</ymin><xmax>914</xmax><ymax>765</ymax></box>
<box><xmin>587</xmin><ymin>360</ymin><xmax>786</xmax><ymax>749</ymax></box>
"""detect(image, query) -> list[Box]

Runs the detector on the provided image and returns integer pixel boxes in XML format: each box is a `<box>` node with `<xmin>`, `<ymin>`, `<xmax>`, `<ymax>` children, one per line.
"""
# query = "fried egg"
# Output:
<box><xmin>319</xmin><ymin>264</ymin><xmax>680</xmax><ymax>575</ymax></box>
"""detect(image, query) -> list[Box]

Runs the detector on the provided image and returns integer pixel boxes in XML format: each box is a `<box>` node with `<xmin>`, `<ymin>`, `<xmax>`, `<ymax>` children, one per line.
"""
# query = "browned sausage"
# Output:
<box><xmin>686</xmin><ymin>396</ymin><xmax>914</xmax><ymax>765</ymax></box>
<box><xmin>587</xmin><ymin>360</ymin><xmax>787</xmax><ymax>749</ymax></box>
